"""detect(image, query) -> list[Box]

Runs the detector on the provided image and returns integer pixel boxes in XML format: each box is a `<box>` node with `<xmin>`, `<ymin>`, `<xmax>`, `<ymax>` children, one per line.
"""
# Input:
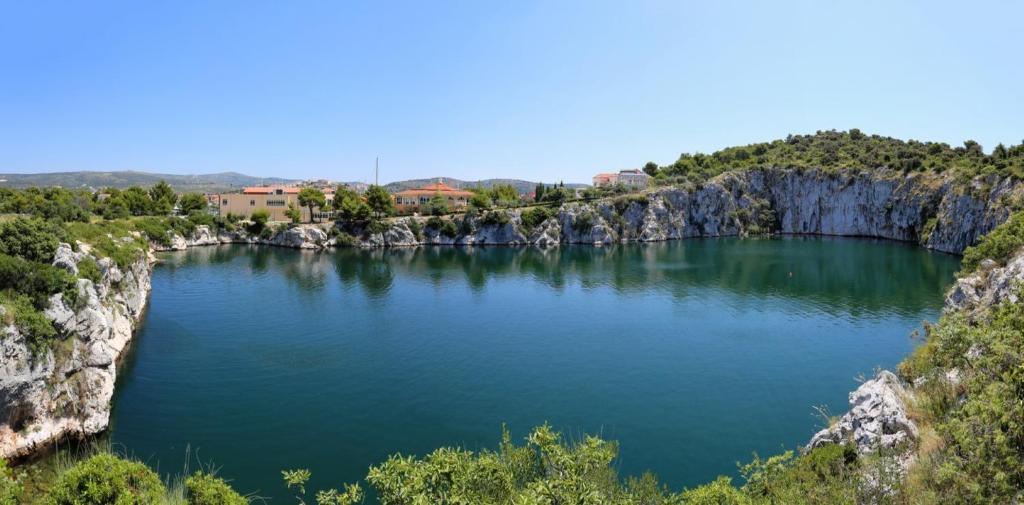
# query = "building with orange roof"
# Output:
<box><xmin>592</xmin><ymin>169</ymin><xmax>650</xmax><ymax>189</ymax></box>
<box><xmin>592</xmin><ymin>173</ymin><xmax>619</xmax><ymax>187</ymax></box>
<box><xmin>392</xmin><ymin>180</ymin><xmax>474</xmax><ymax>213</ymax></box>
<box><xmin>217</xmin><ymin>185</ymin><xmax>335</xmax><ymax>222</ymax></box>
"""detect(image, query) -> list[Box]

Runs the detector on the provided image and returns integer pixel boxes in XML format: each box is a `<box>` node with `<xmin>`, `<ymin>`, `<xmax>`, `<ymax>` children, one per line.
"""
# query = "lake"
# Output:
<box><xmin>109</xmin><ymin>237</ymin><xmax>960</xmax><ymax>498</ymax></box>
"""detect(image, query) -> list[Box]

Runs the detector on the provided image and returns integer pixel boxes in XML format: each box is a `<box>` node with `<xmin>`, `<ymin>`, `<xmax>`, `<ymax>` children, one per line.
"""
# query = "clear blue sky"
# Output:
<box><xmin>1</xmin><ymin>1</ymin><xmax>1021</xmax><ymax>184</ymax></box>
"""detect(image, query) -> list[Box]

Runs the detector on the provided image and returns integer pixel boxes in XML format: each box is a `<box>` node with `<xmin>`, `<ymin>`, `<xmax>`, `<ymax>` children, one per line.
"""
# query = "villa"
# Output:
<box><xmin>393</xmin><ymin>181</ymin><xmax>474</xmax><ymax>213</ymax></box>
<box><xmin>592</xmin><ymin>169</ymin><xmax>651</xmax><ymax>189</ymax></box>
<box><xmin>218</xmin><ymin>185</ymin><xmax>334</xmax><ymax>222</ymax></box>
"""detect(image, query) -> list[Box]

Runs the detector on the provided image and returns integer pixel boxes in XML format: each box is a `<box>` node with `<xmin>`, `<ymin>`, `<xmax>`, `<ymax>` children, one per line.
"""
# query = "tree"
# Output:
<box><xmin>285</xmin><ymin>202</ymin><xmax>302</xmax><ymax>224</ymax></box>
<box><xmin>642</xmin><ymin>161</ymin><xmax>659</xmax><ymax>177</ymax></box>
<box><xmin>486</xmin><ymin>184</ymin><xmax>520</xmax><ymax>206</ymax></box>
<box><xmin>249</xmin><ymin>209</ymin><xmax>270</xmax><ymax>233</ymax></box>
<box><xmin>148</xmin><ymin>180</ymin><xmax>176</xmax><ymax>207</ymax></box>
<box><xmin>178</xmin><ymin>193</ymin><xmax>208</xmax><ymax>215</ymax></box>
<box><xmin>333</xmin><ymin>186</ymin><xmax>371</xmax><ymax>225</ymax></box>
<box><xmin>0</xmin><ymin>218</ymin><xmax>65</xmax><ymax>263</ymax></box>
<box><xmin>469</xmin><ymin>192</ymin><xmax>492</xmax><ymax>211</ymax></box>
<box><xmin>101</xmin><ymin>198</ymin><xmax>130</xmax><ymax>220</ymax></box>
<box><xmin>535</xmin><ymin>183</ymin><xmax>545</xmax><ymax>202</ymax></box>
<box><xmin>297</xmin><ymin>187</ymin><xmax>326</xmax><ymax>223</ymax></box>
<box><xmin>364</xmin><ymin>185</ymin><xmax>395</xmax><ymax>219</ymax></box>
<box><xmin>120</xmin><ymin>187</ymin><xmax>154</xmax><ymax>216</ymax></box>
<box><xmin>424</xmin><ymin>193</ymin><xmax>449</xmax><ymax>216</ymax></box>
<box><xmin>541</xmin><ymin>186</ymin><xmax>571</xmax><ymax>205</ymax></box>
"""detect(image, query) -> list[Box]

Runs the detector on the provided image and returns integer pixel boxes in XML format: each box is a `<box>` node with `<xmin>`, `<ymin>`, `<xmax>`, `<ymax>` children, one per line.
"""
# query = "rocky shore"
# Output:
<box><xmin>154</xmin><ymin>167</ymin><xmax>1020</xmax><ymax>254</ymax></box>
<box><xmin>2</xmin><ymin>166</ymin><xmax>1022</xmax><ymax>462</ymax></box>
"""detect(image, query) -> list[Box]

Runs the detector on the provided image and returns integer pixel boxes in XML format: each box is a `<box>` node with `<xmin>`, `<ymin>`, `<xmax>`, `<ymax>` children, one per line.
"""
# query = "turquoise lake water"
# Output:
<box><xmin>109</xmin><ymin>237</ymin><xmax>960</xmax><ymax>499</ymax></box>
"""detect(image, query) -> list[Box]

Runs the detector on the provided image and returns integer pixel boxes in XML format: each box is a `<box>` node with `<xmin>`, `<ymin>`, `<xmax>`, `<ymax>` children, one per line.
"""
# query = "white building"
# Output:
<box><xmin>592</xmin><ymin>169</ymin><xmax>651</xmax><ymax>189</ymax></box>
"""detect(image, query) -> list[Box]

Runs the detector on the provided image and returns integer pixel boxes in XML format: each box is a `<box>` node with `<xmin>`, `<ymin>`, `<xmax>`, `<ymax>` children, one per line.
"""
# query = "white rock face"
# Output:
<box><xmin>0</xmin><ymin>245</ymin><xmax>151</xmax><ymax>459</ymax></box>
<box><xmin>187</xmin><ymin>225</ymin><xmax>220</xmax><ymax>246</ymax></box>
<box><xmin>351</xmin><ymin>168</ymin><xmax>1018</xmax><ymax>252</ymax></box>
<box><xmin>946</xmin><ymin>250</ymin><xmax>1024</xmax><ymax>312</ymax></box>
<box><xmin>268</xmin><ymin>225</ymin><xmax>328</xmax><ymax>249</ymax></box>
<box><xmin>807</xmin><ymin>371</ymin><xmax>918</xmax><ymax>454</ymax></box>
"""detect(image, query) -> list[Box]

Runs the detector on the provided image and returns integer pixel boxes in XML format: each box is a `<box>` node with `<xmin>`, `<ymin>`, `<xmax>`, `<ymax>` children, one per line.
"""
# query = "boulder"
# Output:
<box><xmin>946</xmin><ymin>249</ymin><xmax>1024</xmax><ymax>313</ymax></box>
<box><xmin>807</xmin><ymin>371</ymin><xmax>918</xmax><ymax>454</ymax></box>
<box><xmin>269</xmin><ymin>225</ymin><xmax>328</xmax><ymax>249</ymax></box>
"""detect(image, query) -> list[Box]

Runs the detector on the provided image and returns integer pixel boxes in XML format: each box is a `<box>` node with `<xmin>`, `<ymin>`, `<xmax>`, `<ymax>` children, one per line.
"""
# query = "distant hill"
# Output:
<box><xmin>0</xmin><ymin>171</ymin><xmax>589</xmax><ymax>194</ymax></box>
<box><xmin>384</xmin><ymin>177</ymin><xmax>588</xmax><ymax>194</ymax></box>
<box><xmin>0</xmin><ymin>171</ymin><xmax>299</xmax><ymax>193</ymax></box>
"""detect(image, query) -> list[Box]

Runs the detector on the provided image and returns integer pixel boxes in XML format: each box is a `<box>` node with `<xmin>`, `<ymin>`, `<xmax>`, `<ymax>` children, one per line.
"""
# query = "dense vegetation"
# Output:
<box><xmin>644</xmin><ymin>130</ymin><xmax>1024</xmax><ymax>184</ymax></box>
<box><xmin>958</xmin><ymin>211</ymin><xmax>1024</xmax><ymax>274</ymax></box>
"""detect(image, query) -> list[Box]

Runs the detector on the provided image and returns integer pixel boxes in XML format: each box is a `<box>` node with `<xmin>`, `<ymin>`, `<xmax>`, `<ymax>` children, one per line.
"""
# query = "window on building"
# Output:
<box><xmin>250</xmin><ymin>200</ymin><xmax>255</xmax><ymax>206</ymax></box>
<box><xmin>222</xmin><ymin>199</ymin><xmax>228</xmax><ymax>206</ymax></box>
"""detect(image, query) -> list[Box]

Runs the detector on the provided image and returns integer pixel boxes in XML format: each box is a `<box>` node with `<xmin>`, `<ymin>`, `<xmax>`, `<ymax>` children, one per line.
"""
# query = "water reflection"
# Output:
<box><xmin>158</xmin><ymin>237</ymin><xmax>960</xmax><ymax>317</ymax></box>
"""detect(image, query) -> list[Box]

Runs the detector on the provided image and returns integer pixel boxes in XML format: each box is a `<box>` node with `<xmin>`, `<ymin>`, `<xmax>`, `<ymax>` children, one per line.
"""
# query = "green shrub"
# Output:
<box><xmin>423</xmin><ymin>194</ymin><xmax>450</xmax><ymax>216</ymax></box>
<box><xmin>44</xmin><ymin>453</ymin><xmax>166</xmax><ymax>505</ymax></box>
<box><xmin>960</xmin><ymin>211</ymin><xmax>1024</xmax><ymax>273</ymax></box>
<box><xmin>367</xmin><ymin>219</ymin><xmax>390</xmax><ymax>235</ymax></box>
<box><xmin>0</xmin><ymin>253</ymin><xmax>76</xmax><ymax>309</ymax></box>
<box><xmin>480</xmin><ymin>210</ymin><xmax>511</xmax><ymax>226</ymax></box>
<box><xmin>0</xmin><ymin>218</ymin><xmax>66</xmax><ymax>263</ymax></box>
<box><xmin>426</xmin><ymin>216</ymin><xmax>458</xmax><ymax>238</ymax></box>
<box><xmin>0</xmin><ymin>291</ymin><xmax>58</xmax><ymax>352</ymax></box>
<box><xmin>76</xmin><ymin>257</ymin><xmax>102</xmax><ymax>284</ymax></box>
<box><xmin>132</xmin><ymin>217</ymin><xmax>173</xmax><ymax>246</ymax></box>
<box><xmin>178</xmin><ymin>193</ymin><xmax>208</xmax><ymax>215</ymax></box>
<box><xmin>520</xmin><ymin>207</ymin><xmax>555</xmax><ymax>232</ymax></box>
<box><xmin>248</xmin><ymin>209</ymin><xmax>271</xmax><ymax>235</ymax></box>
<box><xmin>185</xmin><ymin>472</ymin><xmax>247</xmax><ymax>505</ymax></box>
<box><xmin>909</xmin><ymin>300</ymin><xmax>1024</xmax><ymax>502</ymax></box>
<box><xmin>572</xmin><ymin>211</ymin><xmax>596</xmax><ymax>233</ymax></box>
<box><xmin>439</xmin><ymin>219</ymin><xmax>458</xmax><ymax>238</ymax></box>
<box><xmin>680</xmin><ymin>476</ymin><xmax>749</xmax><ymax>504</ymax></box>
<box><xmin>186</xmin><ymin>211</ymin><xmax>216</xmax><ymax>228</ymax></box>
<box><xmin>612</xmin><ymin>194</ymin><xmax>648</xmax><ymax>215</ymax></box>
<box><xmin>0</xmin><ymin>459</ymin><xmax>22</xmax><ymax>505</ymax></box>
<box><xmin>63</xmin><ymin>221</ymin><xmax>147</xmax><ymax>270</ymax></box>
<box><xmin>405</xmin><ymin>218</ymin><xmax>423</xmax><ymax>240</ymax></box>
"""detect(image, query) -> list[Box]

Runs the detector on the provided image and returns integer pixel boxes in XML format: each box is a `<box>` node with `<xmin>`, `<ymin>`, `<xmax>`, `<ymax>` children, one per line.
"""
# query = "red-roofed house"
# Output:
<box><xmin>218</xmin><ymin>185</ymin><xmax>335</xmax><ymax>221</ymax></box>
<box><xmin>393</xmin><ymin>181</ymin><xmax>474</xmax><ymax>213</ymax></box>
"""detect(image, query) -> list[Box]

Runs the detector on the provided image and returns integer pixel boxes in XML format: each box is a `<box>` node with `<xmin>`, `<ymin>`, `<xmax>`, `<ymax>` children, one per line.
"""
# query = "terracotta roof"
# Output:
<box><xmin>242</xmin><ymin>186</ymin><xmax>300</xmax><ymax>194</ymax></box>
<box><xmin>241</xmin><ymin>186</ymin><xmax>335</xmax><ymax>195</ymax></box>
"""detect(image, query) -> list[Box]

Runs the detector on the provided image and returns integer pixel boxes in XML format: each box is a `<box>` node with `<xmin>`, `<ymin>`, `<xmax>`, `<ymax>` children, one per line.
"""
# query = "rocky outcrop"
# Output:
<box><xmin>267</xmin><ymin>225</ymin><xmax>328</xmax><ymax>249</ymax></box>
<box><xmin>0</xmin><ymin>246</ymin><xmax>150</xmax><ymax>459</ymax></box>
<box><xmin>946</xmin><ymin>253</ymin><xmax>1024</xmax><ymax>313</ymax></box>
<box><xmin>807</xmin><ymin>371</ymin><xmax>918</xmax><ymax>454</ymax></box>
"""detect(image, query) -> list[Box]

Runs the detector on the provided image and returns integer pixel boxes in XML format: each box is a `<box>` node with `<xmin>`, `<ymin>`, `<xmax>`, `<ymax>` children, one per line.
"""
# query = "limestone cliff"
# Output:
<box><xmin>357</xmin><ymin>168</ymin><xmax>1022</xmax><ymax>254</ymax></box>
<box><xmin>0</xmin><ymin>244</ymin><xmax>151</xmax><ymax>459</ymax></box>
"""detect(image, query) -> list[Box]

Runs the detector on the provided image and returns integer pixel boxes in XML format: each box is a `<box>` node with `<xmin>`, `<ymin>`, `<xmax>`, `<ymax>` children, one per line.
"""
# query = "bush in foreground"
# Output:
<box><xmin>44</xmin><ymin>453</ymin><xmax>165</xmax><ymax>505</ymax></box>
<box><xmin>185</xmin><ymin>472</ymin><xmax>247</xmax><ymax>505</ymax></box>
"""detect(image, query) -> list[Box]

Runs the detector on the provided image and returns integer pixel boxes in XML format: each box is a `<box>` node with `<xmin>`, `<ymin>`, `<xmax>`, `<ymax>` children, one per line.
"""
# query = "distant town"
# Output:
<box><xmin>209</xmin><ymin>168</ymin><xmax>651</xmax><ymax>222</ymax></box>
